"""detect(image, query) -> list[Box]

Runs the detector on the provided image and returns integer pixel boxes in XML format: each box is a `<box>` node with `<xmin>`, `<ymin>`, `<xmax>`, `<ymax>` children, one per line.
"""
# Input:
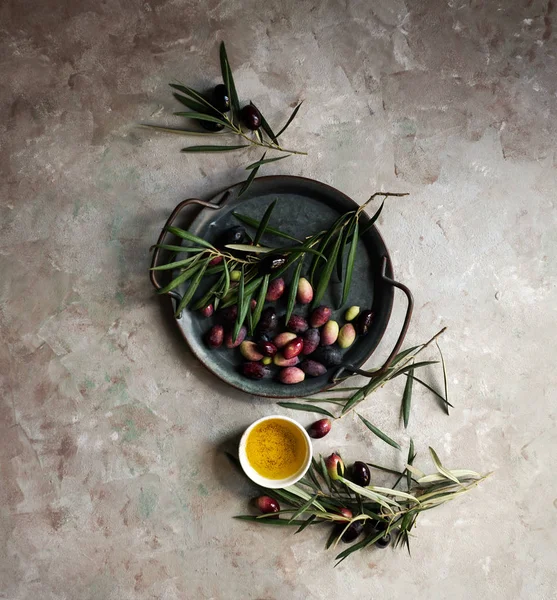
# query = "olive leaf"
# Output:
<box><xmin>285</xmin><ymin>257</ymin><xmax>304</xmax><ymax>324</ymax></box>
<box><xmin>245</xmin><ymin>155</ymin><xmax>289</xmax><ymax>170</ymax></box>
<box><xmin>341</xmin><ymin>220</ymin><xmax>359</xmax><ymax>306</ymax></box>
<box><xmin>249</xmin><ymin>101</ymin><xmax>279</xmax><ymax>144</ymax></box>
<box><xmin>276</xmin><ymin>101</ymin><xmax>303</xmax><ymax>137</ymax></box>
<box><xmin>181</xmin><ymin>144</ymin><xmax>250</xmax><ymax>152</ymax></box>
<box><xmin>436</xmin><ymin>341</ymin><xmax>450</xmax><ymax>415</ymax></box>
<box><xmin>233</xmin><ymin>516</ymin><xmax>316</xmax><ymax>527</ymax></box>
<box><xmin>143</xmin><ymin>125</ymin><xmax>230</xmax><ymax>137</ymax></box>
<box><xmin>295</xmin><ymin>514</ymin><xmax>317</xmax><ymax>534</ymax></box>
<box><xmin>174</xmin><ymin>258</ymin><xmax>210</xmax><ymax>316</ymax></box>
<box><xmin>288</xmin><ymin>492</ymin><xmax>320</xmax><ymax>523</ymax></box>
<box><xmin>150</xmin><ymin>256</ymin><xmax>202</xmax><ymax>271</ymax></box>
<box><xmin>232</xmin><ymin>212</ymin><xmax>301</xmax><ymax>243</ymax></box>
<box><xmin>356</xmin><ymin>413</ymin><xmax>401</xmax><ymax>450</ymax></box>
<box><xmin>312</xmin><ymin>231</ymin><xmax>343</xmax><ymax>308</ymax></box>
<box><xmin>157</xmin><ymin>261</ymin><xmax>203</xmax><ymax>295</ymax></box>
<box><xmin>219</xmin><ymin>42</ymin><xmax>241</xmax><ymax>120</ymax></box>
<box><xmin>254</xmin><ymin>199</ymin><xmax>277</xmax><ymax>245</ymax></box>
<box><xmin>429</xmin><ymin>447</ymin><xmax>461</xmax><ymax>485</ymax></box>
<box><xmin>174</xmin><ymin>111</ymin><xmax>231</xmax><ymax>127</ymax></box>
<box><xmin>360</xmin><ymin>199</ymin><xmax>385</xmax><ymax>235</ymax></box>
<box><xmin>238</xmin><ymin>152</ymin><xmax>265</xmax><ymax>197</ymax></box>
<box><xmin>172</xmin><ymin>92</ymin><xmax>208</xmax><ymax>113</ymax></box>
<box><xmin>165</xmin><ymin>226</ymin><xmax>215</xmax><ymax>249</ymax></box>
<box><xmin>250</xmin><ymin>274</ymin><xmax>270</xmax><ymax>335</ymax></box>
<box><xmin>276</xmin><ymin>402</ymin><xmax>335</xmax><ymax>418</ymax></box>
<box><xmin>169</xmin><ymin>84</ymin><xmax>219</xmax><ymax>114</ymax></box>
<box><xmin>407</xmin><ymin>439</ymin><xmax>415</xmax><ymax>492</ymax></box>
<box><xmin>151</xmin><ymin>244</ymin><xmax>207</xmax><ymax>253</ymax></box>
<box><xmin>402</xmin><ymin>365</ymin><xmax>414</xmax><ymax>429</ymax></box>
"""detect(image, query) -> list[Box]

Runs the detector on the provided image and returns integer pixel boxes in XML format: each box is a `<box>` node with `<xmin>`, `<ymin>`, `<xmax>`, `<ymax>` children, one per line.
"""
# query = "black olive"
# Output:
<box><xmin>375</xmin><ymin>533</ymin><xmax>391</xmax><ymax>548</ymax></box>
<box><xmin>200</xmin><ymin>114</ymin><xmax>225</xmax><ymax>132</ymax></box>
<box><xmin>351</xmin><ymin>461</ymin><xmax>371</xmax><ymax>487</ymax></box>
<box><xmin>258</xmin><ymin>255</ymin><xmax>287</xmax><ymax>275</ymax></box>
<box><xmin>341</xmin><ymin>521</ymin><xmax>364</xmax><ymax>543</ymax></box>
<box><xmin>257</xmin><ymin>307</ymin><xmax>278</xmax><ymax>335</ymax></box>
<box><xmin>212</xmin><ymin>84</ymin><xmax>230</xmax><ymax>113</ymax></box>
<box><xmin>357</xmin><ymin>310</ymin><xmax>374</xmax><ymax>335</ymax></box>
<box><xmin>220</xmin><ymin>226</ymin><xmax>246</xmax><ymax>246</ymax></box>
<box><xmin>240</xmin><ymin>105</ymin><xmax>262</xmax><ymax>130</ymax></box>
<box><xmin>312</xmin><ymin>346</ymin><xmax>342</xmax><ymax>367</ymax></box>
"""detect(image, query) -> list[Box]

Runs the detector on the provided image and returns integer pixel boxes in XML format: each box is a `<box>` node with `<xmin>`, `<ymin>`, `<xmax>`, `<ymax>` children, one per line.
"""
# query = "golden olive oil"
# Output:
<box><xmin>245</xmin><ymin>419</ymin><xmax>308</xmax><ymax>479</ymax></box>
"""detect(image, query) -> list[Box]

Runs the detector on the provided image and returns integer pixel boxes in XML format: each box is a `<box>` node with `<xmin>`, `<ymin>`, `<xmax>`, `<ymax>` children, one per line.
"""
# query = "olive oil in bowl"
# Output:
<box><xmin>239</xmin><ymin>416</ymin><xmax>312</xmax><ymax>488</ymax></box>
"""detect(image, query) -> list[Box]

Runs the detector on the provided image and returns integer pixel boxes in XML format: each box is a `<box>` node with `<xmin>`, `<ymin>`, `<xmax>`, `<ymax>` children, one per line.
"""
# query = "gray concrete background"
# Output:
<box><xmin>1</xmin><ymin>0</ymin><xmax>556</xmax><ymax>598</ymax></box>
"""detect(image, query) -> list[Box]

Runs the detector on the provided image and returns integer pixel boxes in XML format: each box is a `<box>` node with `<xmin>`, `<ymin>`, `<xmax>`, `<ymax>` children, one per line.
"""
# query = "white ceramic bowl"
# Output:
<box><xmin>238</xmin><ymin>415</ymin><xmax>312</xmax><ymax>489</ymax></box>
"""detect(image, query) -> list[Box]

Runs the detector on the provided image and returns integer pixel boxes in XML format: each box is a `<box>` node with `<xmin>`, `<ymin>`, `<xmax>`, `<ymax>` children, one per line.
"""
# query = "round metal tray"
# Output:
<box><xmin>150</xmin><ymin>176</ymin><xmax>412</xmax><ymax>398</ymax></box>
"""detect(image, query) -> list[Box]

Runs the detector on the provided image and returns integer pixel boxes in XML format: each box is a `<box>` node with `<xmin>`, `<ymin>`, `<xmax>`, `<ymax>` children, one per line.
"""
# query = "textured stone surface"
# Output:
<box><xmin>1</xmin><ymin>1</ymin><xmax>556</xmax><ymax>598</ymax></box>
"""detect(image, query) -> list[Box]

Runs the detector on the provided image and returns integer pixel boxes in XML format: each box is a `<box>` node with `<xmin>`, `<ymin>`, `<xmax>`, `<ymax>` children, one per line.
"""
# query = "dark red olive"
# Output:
<box><xmin>257</xmin><ymin>307</ymin><xmax>278</xmax><ymax>335</ymax></box>
<box><xmin>212</xmin><ymin>84</ymin><xmax>230</xmax><ymax>112</ymax></box>
<box><xmin>339</xmin><ymin>507</ymin><xmax>353</xmax><ymax>519</ymax></box>
<box><xmin>218</xmin><ymin>305</ymin><xmax>238</xmax><ymax>323</ymax></box>
<box><xmin>258</xmin><ymin>255</ymin><xmax>287</xmax><ymax>275</ymax></box>
<box><xmin>302</xmin><ymin>328</ymin><xmax>320</xmax><ymax>355</ymax></box>
<box><xmin>258</xmin><ymin>340</ymin><xmax>278</xmax><ymax>357</ymax></box>
<box><xmin>307</xmin><ymin>418</ymin><xmax>331</xmax><ymax>439</ymax></box>
<box><xmin>357</xmin><ymin>310</ymin><xmax>374</xmax><ymax>335</ymax></box>
<box><xmin>341</xmin><ymin>520</ymin><xmax>364</xmax><ymax>543</ymax></box>
<box><xmin>243</xmin><ymin>362</ymin><xmax>268</xmax><ymax>379</ymax></box>
<box><xmin>240</xmin><ymin>104</ymin><xmax>262</xmax><ymax>130</ymax></box>
<box><xmin>225</xmin><ymin>326</ymin><xmax>247</xmax><ymax>348</ymax></box>
<box><xmin>375</xmin><ymin>533</ymin><xmax>391</xmax><ymax>548</ymax></box>
<box><xmin>351</xmin><ymin>461</ymin><xmax>371</xmax><ymax>487</ymax></box>
<box><xmin>309</xmin><ymin>306</ymin><xmax>332</xmax><ymax>328</ymax></box>
<box><xmin>283</xmin><ymin>337</ymin><xmax>303</xmax><ymax>359</ymax></box>
<box><xmin>287</xmin><ymin>314</ymin><xmax>309</xmax><ymax>333</ymax></box>
<box><xmin>200</xmin><ymin>304</ymin><xmax>214</xmax><ymax>318</ymax></box>
<box><xmin>206</xmin><ymin>325</ymin><xmax>224</xmax><ymax>348</ymax></box>
<box><xmin>254</xmin><ymin>496</ymin><xmax>280</xmax><ymax>514</ymax></box>
<box><xmin>209</xmin><ymin>255</ymin><xmax>223</xmax><ymax>266</ymax></box>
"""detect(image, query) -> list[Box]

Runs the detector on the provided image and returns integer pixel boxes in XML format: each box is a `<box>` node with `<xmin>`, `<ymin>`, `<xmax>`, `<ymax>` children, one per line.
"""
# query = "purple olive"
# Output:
<box><xmin>266</xmin><ymin>278</ymin><xmax>285</xmax><ymax>301</ymax></box>
<box><xmin>200</xmin><ymin>304</ymin><xmax>214</xmax><ymax>318</ymax></box>
<box><xmin>287</xmin><ymin>314</ymin><xmax>309</xmax><ymax>333</ymax></box>
<box><xmin>357</xmin><ymin>310</ymin><xmax>374</xmax><ymax>335</ymax></box>
<box><xmin>206</xmin><ymin>325</ymin><xmax>224</xmax><ymax>348</ymax></box>
<box><xmin>218</xmin><ymin>305</ymin><xmax>238</xmax><ymax>323</ymax></box>
<box><xmin>351</xmin><ymin>461</ymin><xmax>371</xmax><ymax>487</ymax></box>
<box><xmin>225</xmin><ymin>326</ymin><xmax>247</xmax><ymax>348</ymax></box>
<box><xmin>243</xmin><ymin>362</ymin><xmax>268</xmax><ymax>379</ymax></box>
<box><xmin>257</xmin><ymin>307</ymin><xmax>278</xmax><ymax>335</ymax></box>
<box><xmin>308</xmin><ymin>418</ymin><xmax>331</xmax><ymax>439</ymax></box>
<box><xmin>254</xmin><ymin>496</ymin><xmax>280</xmax><ymax>514</ymax></box>
<box><xmin>302</xmin><ymin>328</ymin><xmax>320</xmax><ymax>355</ymax></box>
<box><xmin>309</xmin><ymin>306</ymin><xmax>332</xmax><ymax>328</ymax></box>
<box><xmin>258</xmin><ymin>340</ymin><xmax>278</xmax><ymax>357</ymax></box>
<box><xmin>300</xmin><ymin>360</ymin><xmax>327</xmax><ymax>377</ymax></box>
<box><xmin>312</xmin><ymin>346</ymin><xmax>342</xmax><ymax>367</ymax></box>
<box><xmin>283</xmin><ymin>337</ymin><xmax>303</xmax><ymax>359</ymax></box>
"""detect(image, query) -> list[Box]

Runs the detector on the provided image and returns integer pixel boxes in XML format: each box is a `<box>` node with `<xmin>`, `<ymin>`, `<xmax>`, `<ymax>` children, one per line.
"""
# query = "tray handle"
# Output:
<box><xmin>334</xmin><ymin>256</ymin><xmax>414</xmax><ymax>380</ymax></box>
<box><xmin>150</xmin><ymin>192</ymin><xmax>230</xmax><ymax>302</ymax></box>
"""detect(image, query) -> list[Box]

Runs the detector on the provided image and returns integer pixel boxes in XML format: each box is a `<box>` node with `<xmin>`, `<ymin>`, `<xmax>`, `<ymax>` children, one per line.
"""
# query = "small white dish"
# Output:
<box><xmin>238</xmin><ymin>415</ymin><xmax>312</xmax><ymax>489</ymax></box>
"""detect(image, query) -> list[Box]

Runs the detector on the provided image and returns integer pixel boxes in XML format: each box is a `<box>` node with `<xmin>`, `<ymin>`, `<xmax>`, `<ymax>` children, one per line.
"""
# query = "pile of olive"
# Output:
<box><xmin>202</xmin><ymin>228</ymin><xmax>374</xmax><ymax>385</ymax></box>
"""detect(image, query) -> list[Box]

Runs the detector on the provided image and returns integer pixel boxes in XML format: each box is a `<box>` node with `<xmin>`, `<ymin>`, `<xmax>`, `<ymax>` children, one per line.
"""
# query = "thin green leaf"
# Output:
<box><xmin>219</xmin><ymin>42</ymin><xmax>240</xmax><ymax>120</ymax></box>
<box><xmin>368</xmin><ymin>486</ymin><xmax>419</xmax><ymax>503</ymax></box>
<box><xmin>429</xmin><ymin>447</ymin><xmax>461</xmax><ymax>485</ymax></box>
<box><xmin>409</xmin><ymin>374</ymin><xmax>454</xmax><ymax>409</ymax></box>
<box><xmin>192</xmin><ymin>271</ymin><xmax>226</xmax><ymax>310</ymax></box>
<box><xmin>407</xmin><ymin>439</ymin><xmax>415</xmax><ymax>491</ymax></box>
<box><xmin>245</xmin><ymin>155</ymin><xmax>289</xmax><ymax>170</ymax></box>
<box><xmin>360</xmin><ymin>199</ymin><xmax>385</xmax><ymax>235</ymax></box>
<box><xmin>142</xmin><ymin>125</ymin><xmax>231</xmax><ymax>137</ymax></box>
<box><xmin>326</xmin><ymin>526</ymin><xmax>342</xmax><ymax>550</ymax></box>
<box><xmin>357</xmin><ymin>413</ymin><xmax>401</xmax><ymax>450</ymax></box>
<box><xmin>166</xmin><ymin>226</ymin><xmax>215</xmax><ymax>249</ymax></box>
<box><xmin>169</xmin><ymin>84</ymin><xmax>219</xmax><ymax>114</ymax></box>
<box><xmin>405</xmin><ymin>464</ymin><xmax>426</xmax><ymax>479</ymax></box>
<box><xmin>157</xmin><ymin>262</ymin><xmax>202</xmax><ymax>295</ymax></box>
<box><xmin>174</xmin><ymin>259</ymin><xmax>210</xmax><ymax>316</ymax></box>
<box><xmin>312</xmin><ymin>231</ymin><xmax>343</xmax><ymax>308</ymax></box>
<box><xmin>392</xmin><ymin>360</ymin><xmax>439</xmax><ymax>377</ymax></box>
<box><xmin>173</xmin><ymin>111</ymin><xmax>230</xmax><ymax>127</ymax></box>
<box><xmin>341</xmin><ymin>388</ymin><xmax>366</xmax><ymax>415</ymax></box>
<box><xmin>220</xmin><ymin>275</ymin><xmax>263</xmax><ymax>307</ymax></box>
<box><xmin>307</xmin><ymin>461</ymin><xmax>323</xmax><ymax>492</ymax></box>
<box><xmin>389</xmin><ymin>344</ymin><xmax>422</xmax><ymax>367</ymax></box>
<box><xmin>254</xmin><ymin>199</ymin><xmax>277</xmax><ymax>245</ymax></box>
<box><xmin>238</xmin><ymin>157</ymin><xmax>262</xmax><ymax>197</ymax></box>
<box><xmin>276</xmin><ymin>402</ymin><xmax>335</xmax><ymax>418</ymax></box>
<box><xmin>276</xmin><ymin>101</ymin><xmax>303</xmax><ymax>138</ymax></box>
<box><xmin>221</xmin><ymin>260</ymin><xmax>231</xmax><ymax>299</ymax></box>
<box><xmin>181</xmin><ymin>144</ymin><xmax>249</xmax><ymax>153</ymax></box>
<box><xmin>289</xmin><ymin>492</ymin><xmax>320</xmax><ymax>523</ymax></box>
<box><xmin>334</xmin><ymin>530</ymin><xmax>383</xmax><ymax>564</ymax></box>
<box><xmin>232</xmin><ymin>265</ymin><xmax>248</xmax><ymax>342</ymax></box>
<box><xmin>224</xmin><ymin>244</ymin><xmax>272</xmax><ymax>254</ymax></box>
<box><xmin>150</xmin><ymin>256</ymin><xmax>201</xmax><ymax>271</ymax></box>
<box><xmin>234</xmin><ymin>516</ymin><xmax>317</xmax><ymax>527</ymax></box>
<box><xmin>366</xmin><ymin>463</ymin><xmax>408</xmax><ymax>477</ymax></box>
<box><xmin>309</xmin><ymin>214</ymin><xmax>348</xmax><ymax>284</ymax></box>
<box><xmin>436</xmin><ymin>341</ymin><xmax>450</xmax><ymax>415</ymax></box>
<box><xmin>341</xmin><ymin>220</ymin><xmax>359</xmax><ymax>306</ymax></box>
<box><xmin>338</xmin><ymin>478</ymin><xmax>399</xmax><ymax>511</ymax></box>
<box><xmin>172</xmin><ymin>92</ymin><xmax>208</xmax><ymax>113</ymax></box>
<box><xmin>151</xmin><ymin>244</ymin><xmax>207</xmax><ymax>253</ymax></box>
<box><xmin>285</xmin><ymin>257</ymin><xmax>303</xmax><ymax>324</ymax></box>
<box><xmin>417</xmin><ymin>469</ymin><xmax>482</xmax><ymax>485</ymax></box>
<box><xmin>270</xmin><ymin>245</ymin><xmax>327</xmax><ymax>260</ymax></box>
<box><xmin>232</xmin><ymin>212</ymin><xmax>301</xmax><ymax>243</ymax></box>
<box><xmin>319</xmin><ymin>455</ymin><xmax>333</xmax><ymax>491</ymax></box>
<box><xmin>283</xmin><ymin>485</ymin><xmax>326</xmax><ymax>512</ymax></box>
<box><xmin>250</xmin><ymin>274</ymin><xmax>270</xmax><ymax>335</ymax></box>
<box><xmin>402</xmin><ymin>366</ymin><xmax>414</xmax><ymax>429</ymax></box>
<box><xmin>295</xmin><ymin>514</ymin><xmax>317</xmax><ymax>534</ymax></box>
